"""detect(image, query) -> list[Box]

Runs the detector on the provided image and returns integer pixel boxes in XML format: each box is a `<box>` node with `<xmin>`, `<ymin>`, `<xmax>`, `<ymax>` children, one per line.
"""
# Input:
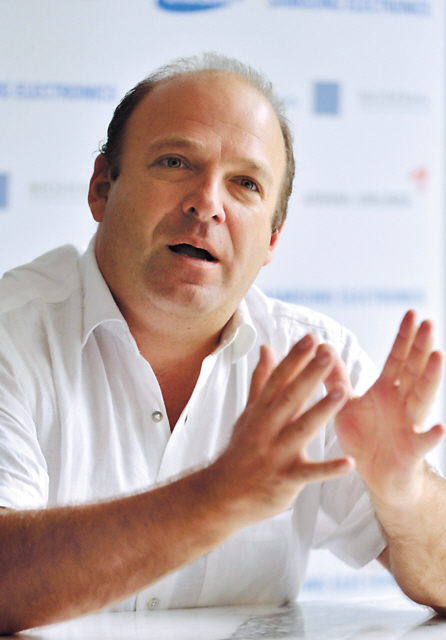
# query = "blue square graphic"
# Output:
<box><xmin>0</xmin><ymin>175</ymin><xmax>8</xmax><ymax>208</ymax></box>
<box><xmin>314</xmin><ymin>82</ymin><xmax>340</xmax><ymax>115</ymax></box>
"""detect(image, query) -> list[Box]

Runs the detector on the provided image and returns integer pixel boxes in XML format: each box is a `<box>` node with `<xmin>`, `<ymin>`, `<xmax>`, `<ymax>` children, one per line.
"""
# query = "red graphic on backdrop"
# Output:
<box><xmin>409</xmin><ymin>167</ymin><xmax>428</xmax><ymax>193</ymax></box>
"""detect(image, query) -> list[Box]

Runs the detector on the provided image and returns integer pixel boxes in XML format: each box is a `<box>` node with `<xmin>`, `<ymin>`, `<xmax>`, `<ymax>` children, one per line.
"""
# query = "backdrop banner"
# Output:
<box><xmin>1</xmin><ymin>0</ymin><xmax>444</xmax><ymax>596</ymax></box>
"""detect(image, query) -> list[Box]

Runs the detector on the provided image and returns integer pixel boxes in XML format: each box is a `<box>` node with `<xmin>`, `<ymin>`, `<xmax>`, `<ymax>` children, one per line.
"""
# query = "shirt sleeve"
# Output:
<box><xmin>313</xmin><ymin>472</ymin><xmax>386</xmax><ymax>568</ymax></box>
<box><xmin>313</xmin><ymin>327</ymin><xmax>387</xmax><ymax>568</ymax></box>
<box><xmin>0</xmin><ymin>330</ymin><xmax>49</xmax><ymax>509</ymax></box>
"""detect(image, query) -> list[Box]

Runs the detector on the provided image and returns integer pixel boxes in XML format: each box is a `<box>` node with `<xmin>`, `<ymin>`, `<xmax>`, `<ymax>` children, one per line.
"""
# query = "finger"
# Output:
<box><xmin>277</xmin><ymin>382</ymin><xmax>349</xmax><ymax>451</ymax></box>
<box><xmin>259</xmin><ymin>334</ymin><xmax>317</xmax><ymax>407</ymax></box>
<box><xmin>323</xmin><ymin>347</ymin><xmax>354</xmax><ymax>399</ymax></box>
<box><xmin>397</xmin><ymin>320</ymin><xmax>434</xmax><ymax>397</ymax></box>
<box><xmin>381</xmin><ymin>310</ymin><xmax>418</xmax><ymax>383</ymax></box>
<box><xmin>292</xmin><ymin>456</ymin><xmax>355</xmax><ymax>484</ymax></box>
<box><xmin>247</xmin><ymin>345</ymin><xmax>279</xmax><ymax>405</ymax></box>
<box><xmin>262</xmin><ymin>344</ymin><xmax>343</xmax><ymax>430</ymax></box>
<box><xmin>413</xmin><ymin>423</ymin><xmax>445</xmax><ymax>457</ymax></box>
<box><xmin>407</xmin><ymin>350</ymin><xmax>444</xmax><ymax>425</ymax></box>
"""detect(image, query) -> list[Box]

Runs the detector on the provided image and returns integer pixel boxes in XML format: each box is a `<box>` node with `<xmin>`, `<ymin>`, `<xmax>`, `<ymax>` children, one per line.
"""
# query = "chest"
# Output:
<box><xmin>36</xmin><ymin>332</ymin><xmax>252</xmax><ymax>505</ymax></box>
<box><xmin>155</xmin><ymin>366</ymin><xmax>201</xmax><ymax>432</ymax></box>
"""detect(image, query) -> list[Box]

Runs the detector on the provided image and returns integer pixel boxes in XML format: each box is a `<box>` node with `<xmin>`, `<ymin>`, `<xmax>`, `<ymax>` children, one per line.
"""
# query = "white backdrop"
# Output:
<box><xmin>0</xmin><ymin>0</ymin><xmax>445</xmax><ymax>597</ymax></box>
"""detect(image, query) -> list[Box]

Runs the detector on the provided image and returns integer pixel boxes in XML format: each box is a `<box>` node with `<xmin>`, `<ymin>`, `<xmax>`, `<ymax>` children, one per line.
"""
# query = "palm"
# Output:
<box><xmin>334</xmin><ymin>311</ymin><xmax>444</xmax><ymax>505</ymax></box>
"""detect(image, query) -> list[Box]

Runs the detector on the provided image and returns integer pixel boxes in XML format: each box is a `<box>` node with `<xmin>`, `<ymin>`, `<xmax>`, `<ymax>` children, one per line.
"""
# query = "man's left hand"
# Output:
<box><xmin>335</xmin><ymin>310</ymin><xmax>445</xmax><ymax>509</ymax></box>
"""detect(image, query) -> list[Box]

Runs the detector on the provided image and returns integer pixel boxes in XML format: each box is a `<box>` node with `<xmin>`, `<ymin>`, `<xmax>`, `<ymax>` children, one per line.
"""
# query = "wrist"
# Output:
<box><xmin>370</xmin><ymin>461</ymin><xmax>439</xmax><ymax>532</ymax></box>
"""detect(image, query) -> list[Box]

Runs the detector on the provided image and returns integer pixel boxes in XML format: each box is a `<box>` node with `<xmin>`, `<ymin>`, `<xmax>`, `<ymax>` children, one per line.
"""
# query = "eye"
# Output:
<box><xmin>239</xmin><ymin>178</ymin><xmax>259</xmax><ymax>191</ymax></box>
<box><xmin>160</xmin><ymin>156</ymin><xmax>185</xmax><ymax>169</ymax></box>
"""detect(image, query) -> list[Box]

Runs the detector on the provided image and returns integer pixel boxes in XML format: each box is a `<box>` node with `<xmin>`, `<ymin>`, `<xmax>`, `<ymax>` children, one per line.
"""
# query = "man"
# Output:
<box><xmin>0</xmin><ymin>53</ymin><xmax>445</xmax><ymax>633</ymax></box>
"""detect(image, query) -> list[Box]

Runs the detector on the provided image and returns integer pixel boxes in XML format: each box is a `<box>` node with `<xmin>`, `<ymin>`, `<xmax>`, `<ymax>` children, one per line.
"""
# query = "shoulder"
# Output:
<box><xmin>0</xmin><ymin>245</ymin><xmax>84</xmax><ymax>365</ymax></box>
<box><xmin>0</xmin><ymin>245</ymin><xmax>82</xmax><ymax>316</ymax></box>
<box><xmin>0</xmin><ymin>245</ymin><xmax>85</xmax><ymax>399</ymax></box>
<box><xmin>246</xmin><ymin>285</ymin><xmax>355</xmax><ymax>346</ymax></box>
<box><xmin>245</xmin><ymin>285</ymin><xmax>378</xmax><ymax>392</ymax></box>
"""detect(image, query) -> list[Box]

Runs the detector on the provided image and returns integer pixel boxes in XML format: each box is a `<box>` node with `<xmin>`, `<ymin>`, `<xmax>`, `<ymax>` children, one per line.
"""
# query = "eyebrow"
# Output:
<box><xmin>146</xmin><ymin>136</ymin><xmax>206</xmax><ymax>153</ymax></box>
<box><xmin>146</xmin><ymin>135</ymin><xmax>274</xmax><ymax>187</ymax></box>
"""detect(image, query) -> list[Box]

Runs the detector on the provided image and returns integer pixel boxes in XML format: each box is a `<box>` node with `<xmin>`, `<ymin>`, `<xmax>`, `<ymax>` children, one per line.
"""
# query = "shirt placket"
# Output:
<box><xmin>155</xmin><ymin>351</ymin><xmax>219</xmax><ymax>483</ymax></box>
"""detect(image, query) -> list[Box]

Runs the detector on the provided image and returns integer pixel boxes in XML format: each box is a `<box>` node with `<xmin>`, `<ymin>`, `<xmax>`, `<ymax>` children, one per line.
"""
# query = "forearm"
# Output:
<box><xmin>374</xmin><ymin>464</ymin><xmax>446</xmax><ymax>613</ymax></box>
<box><xmin>0</xmin><ymin>466</ymin><xmax>237</xmax><ymax>634</ymax></box>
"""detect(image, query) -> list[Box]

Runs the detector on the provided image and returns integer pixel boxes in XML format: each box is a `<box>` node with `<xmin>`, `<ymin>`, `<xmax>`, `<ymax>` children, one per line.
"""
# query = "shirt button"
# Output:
<box><xmin>149</xmin><ymin>598</ymin><xmax>159</xmax><ymax>610</ymax></box>
<box><xmin>151</xmin><ymin>411</ymin><xmax>163</xmax><ymax>423</ymax></box>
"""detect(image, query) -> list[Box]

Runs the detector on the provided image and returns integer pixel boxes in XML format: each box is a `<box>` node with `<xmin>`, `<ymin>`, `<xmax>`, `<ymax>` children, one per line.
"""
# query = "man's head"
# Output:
<box><xmin>88</xmin><ymin>56</ymin><xmax>289</xmax><ymax>332</ymax></box>
<box><xmin>100</xmin><ymin>53</ymin><xmax>295</xmax><ymax>232</ymax></box>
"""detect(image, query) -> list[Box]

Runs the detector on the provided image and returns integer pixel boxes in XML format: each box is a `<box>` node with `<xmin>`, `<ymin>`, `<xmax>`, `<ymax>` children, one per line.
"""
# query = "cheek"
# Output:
<box><xmin>231</xmin><ymin>226</ymin><xmax>274</xmax><ymax>275</ymax></box>
<box><xmin>106</xmin><ymin>185</ymin><xmax>163</xmax><ymax>233</ymax></box>
<box><xmin>146</xmin><ymin>177</ymin><xmax>186</xmax><ymax>205</ymax></box>
<box><xmin>231</xmin><ymin>209</ymin><xmax>274</xmax><ymax>248</ymax></box>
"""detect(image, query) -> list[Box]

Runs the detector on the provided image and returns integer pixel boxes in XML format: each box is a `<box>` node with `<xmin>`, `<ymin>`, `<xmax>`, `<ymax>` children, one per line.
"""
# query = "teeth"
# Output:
<box><xmin>169</xmin><ymin>244</ymin><xmax>216</xmax><ymax>262</ymax></box>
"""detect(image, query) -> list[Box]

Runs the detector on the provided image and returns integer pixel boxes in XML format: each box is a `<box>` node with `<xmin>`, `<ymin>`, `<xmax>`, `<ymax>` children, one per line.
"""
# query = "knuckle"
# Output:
<box><xmin>281</xmin><ymin>387</ymin><xmax>299</xmax><ymax>407</ymax></box>
<box><xmin>297</xmin><ymin>464</ymin><xmax>313</xmax><ymax>481</ymax></box>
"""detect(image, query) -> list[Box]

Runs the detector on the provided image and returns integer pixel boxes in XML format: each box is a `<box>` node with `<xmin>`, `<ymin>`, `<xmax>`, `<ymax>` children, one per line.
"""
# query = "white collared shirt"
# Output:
<box><xmin>0</xmin><ymin>238</ymin><xmax>385</xmax><ymax>610</ymax></box>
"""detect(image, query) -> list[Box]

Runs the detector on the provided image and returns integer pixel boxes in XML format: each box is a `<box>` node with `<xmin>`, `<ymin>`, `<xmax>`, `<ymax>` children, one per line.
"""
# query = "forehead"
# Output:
<box><xmin>121</xmin><ymin>71</ymin><xmax>286</xmax><ymax>178</ymax></box>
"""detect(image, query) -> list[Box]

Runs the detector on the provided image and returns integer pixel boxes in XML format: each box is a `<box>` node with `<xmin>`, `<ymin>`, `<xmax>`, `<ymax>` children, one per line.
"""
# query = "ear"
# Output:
<box><xmin>263</xmin><ymin>221</ymin><xmax>284</xmax><ymax>266</ymax></box>
<box><xmin>88</xmin><ymin>154</ymin><xmax>113</xmax><ymax>223</ymax></box>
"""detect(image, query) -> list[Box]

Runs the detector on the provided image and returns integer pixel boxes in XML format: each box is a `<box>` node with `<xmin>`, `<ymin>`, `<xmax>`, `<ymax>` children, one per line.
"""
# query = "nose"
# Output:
<box><xmin>181</xmin><ymin>175</ymin><xmax>226</xmax><ymax>224</ymax></box>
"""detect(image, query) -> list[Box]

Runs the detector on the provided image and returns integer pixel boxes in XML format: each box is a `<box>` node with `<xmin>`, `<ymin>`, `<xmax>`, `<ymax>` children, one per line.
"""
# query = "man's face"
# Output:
<box><xmin>89</xmin><ymin>71</ymin><xmax>286</xmax><ymax>328</ymax></box>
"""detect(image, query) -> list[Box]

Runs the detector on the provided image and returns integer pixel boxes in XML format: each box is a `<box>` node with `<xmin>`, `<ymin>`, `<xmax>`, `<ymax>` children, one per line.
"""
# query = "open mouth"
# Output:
<box><xmin>169</xmin><ymin>244</ymin><xmax>217</xmax><ymax>262</ymax></box>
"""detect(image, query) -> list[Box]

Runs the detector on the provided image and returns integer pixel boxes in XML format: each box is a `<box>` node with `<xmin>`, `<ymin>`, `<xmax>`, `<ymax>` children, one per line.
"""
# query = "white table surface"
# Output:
<box><xmin>14</xmin><ymin>594</ymin><xmax>446</xmax><ymax>640</ymax></box>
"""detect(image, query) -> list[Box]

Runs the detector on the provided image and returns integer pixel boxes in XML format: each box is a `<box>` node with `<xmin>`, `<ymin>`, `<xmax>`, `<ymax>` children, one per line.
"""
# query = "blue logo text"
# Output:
<box><xmin>158</xmin><ymin>0</ymin><xmax>234</xmax><ymax>11</ymax></box>
<box><xmin>0</xmin><ymin>175</ymin><xmax>9</xmax><ymax>209</ymax></box>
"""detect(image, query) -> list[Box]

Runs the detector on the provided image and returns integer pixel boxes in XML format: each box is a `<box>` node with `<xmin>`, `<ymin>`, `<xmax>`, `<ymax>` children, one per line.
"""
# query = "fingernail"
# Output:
<box><xmin>315</xmin><ymin>350</ymin><xmax>331</xmax><ymax>366</ymax></box>
<box><xmin>297</xmin><ymin>334</ymin><xmax>313</xmax><ymax>351</ymax></box>
<box><xmin>329</xmin><ymin>386</ymin><xmax>345</xmax><ymax>400</ymax></box>
<box><xmin>339</xmin><ymin>458</ymin><xmax>354</xmax><ymax>473</ymax></box>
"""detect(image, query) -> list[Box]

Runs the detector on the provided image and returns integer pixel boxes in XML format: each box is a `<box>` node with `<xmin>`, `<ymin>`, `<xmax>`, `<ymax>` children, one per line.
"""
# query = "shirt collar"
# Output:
<box><xmin>80</xmin><ymin>235</ymin><xmax>125</xmax><ymax>348</ymax></box>
<box><xmin>216</xmin><ymin>298</ymin><xmax>257</xmax><ymax>363</ymax></box>
<box><xmin>79</xmin><ymin>234</ymin><xmax>257</xmax><ymax>360</ymax></box>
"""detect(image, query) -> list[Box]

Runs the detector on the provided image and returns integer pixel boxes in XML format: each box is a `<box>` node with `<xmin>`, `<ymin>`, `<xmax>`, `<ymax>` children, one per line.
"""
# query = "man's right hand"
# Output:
<box><xmin>209</xmin><ymin>334</ymin><xmax>354</xmax><ymax>528</ymax></box>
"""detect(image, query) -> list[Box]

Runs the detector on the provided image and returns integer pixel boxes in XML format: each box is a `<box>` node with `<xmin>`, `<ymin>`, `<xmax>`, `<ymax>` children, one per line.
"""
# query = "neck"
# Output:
<box><xmin>121</xmin><ymin>299</ymin><xmax>225</xmax><ymax>363</ymax></box>
<box><xmin>118</xmin><ymin>301</ymin><xmax>230</xmax><ymax>431</ymax></box>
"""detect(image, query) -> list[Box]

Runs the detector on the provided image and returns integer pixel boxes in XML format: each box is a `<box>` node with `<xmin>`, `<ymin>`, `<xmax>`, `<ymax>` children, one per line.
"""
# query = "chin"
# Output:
<box><xmin>151</xmin><ymin>286</ymin><xmax>221</xmax><ymax>317</ymax></box>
